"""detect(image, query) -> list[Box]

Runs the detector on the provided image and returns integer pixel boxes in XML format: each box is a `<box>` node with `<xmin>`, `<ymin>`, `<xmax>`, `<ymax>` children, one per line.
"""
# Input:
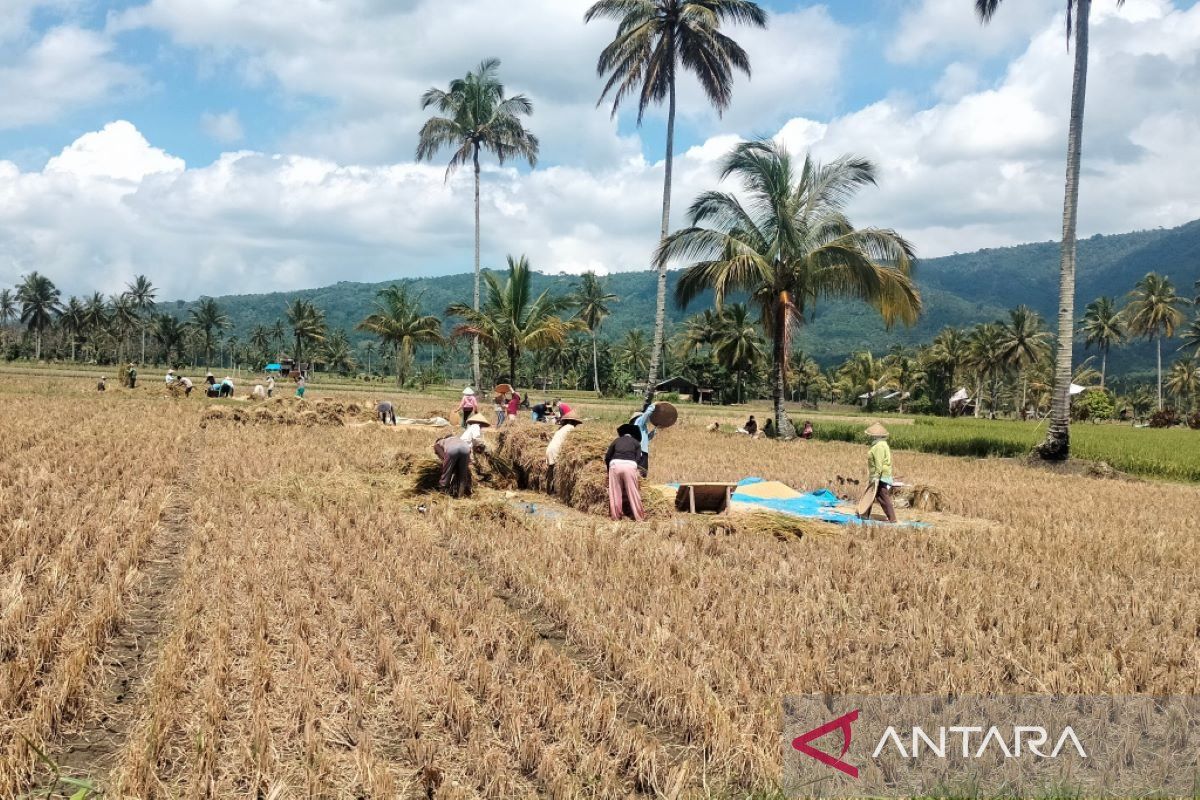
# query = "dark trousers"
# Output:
<box><xmin>379</xmin><ymin>410</ymin><xmax>395</xmax><ymax>424</ymax></box>
<box><xmin>865</xmin><ymin>482</ymin><xmax>896</xmax><ymax>523</ymax></box>
<box><xmin>440</xmin><ymin>440</ymin><xmax>472</xmax><ymax>497</ymax></box>
<box><xmin>637</xmin><ymin>451</ymin><xmax>649</xmax><ymax>478</ymax></box>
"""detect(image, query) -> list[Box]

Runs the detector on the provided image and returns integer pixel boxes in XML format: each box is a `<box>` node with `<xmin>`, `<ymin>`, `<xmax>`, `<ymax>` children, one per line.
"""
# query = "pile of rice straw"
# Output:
<box><xmin>199</xmin><ymin>397</ymin><xmax>365</xmax><ymax>427</ymax></box>
<box><xmin>495</xmin><ymin>421</ymin><xmax>671</xmax><ymax>518</ymax></box>
<box><xmin>892</xmin><ymin>484</ymin><xmax>944</xmax><ymax>511</ymax></box>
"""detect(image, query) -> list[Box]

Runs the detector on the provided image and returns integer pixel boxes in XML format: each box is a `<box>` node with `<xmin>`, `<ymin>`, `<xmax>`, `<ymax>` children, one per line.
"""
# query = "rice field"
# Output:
<box><xmin>2</xmin><ymin>371</ymin><xmax>1199</xmax><ymax>798</ymax></box>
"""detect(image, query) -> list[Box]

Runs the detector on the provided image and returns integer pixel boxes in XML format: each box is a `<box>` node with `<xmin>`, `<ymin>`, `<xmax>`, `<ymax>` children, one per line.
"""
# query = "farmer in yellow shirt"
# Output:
<box><xmin>861</xmin><ymin>422</ymin><xmax>897</xmax><ymax>523</ymax></box>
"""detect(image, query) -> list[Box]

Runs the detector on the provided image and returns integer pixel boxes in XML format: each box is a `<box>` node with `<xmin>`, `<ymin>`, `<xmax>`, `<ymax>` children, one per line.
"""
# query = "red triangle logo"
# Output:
<box><xmin>792</xmin><ymin>708</ymin><xmax>860</xmax><ymax>778</ymax></box>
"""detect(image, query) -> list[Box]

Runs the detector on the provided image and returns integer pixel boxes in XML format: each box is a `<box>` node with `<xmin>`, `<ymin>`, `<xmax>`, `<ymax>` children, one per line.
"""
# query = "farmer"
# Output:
<box><xmin>629</xmin><ymin>403</ymin><xmax>657</xmax><ymax>477</ymax></box>
<box><xmin>861</xmin><ymin>422</ymin><xmax>897</xmax><ymax>523</ymax></box>
<box><xmin>220</xmin><ymin>376</ymin><xmax>235</xmax><ymax>398</ymax></box>
<box><xmin>96</xmin><ymin>376</ymin><xmax>107</xmax><ymax>392</ymax></box>
<box><xmin>179</xmin><ymin>376</ymin><xmax>194</xmax><ymax>396</ymax></box>
<box><xmin>377</xmin><ymin>400</ymin><xmax>397</xmax><ymax>425</ymax></box>
<box><xmin>165</xmin><ymin>368</ymin><xmax>176</xmax><ymax>386</ymax></box>
<box><xmin>546</xmin><ymin>413</ymin><xmax>583</xmax><ymax>491</ymax></box>
<box><xmin>126</xmin><ymin>363</ymin><xmax>137</xmax><ymax>388</ymax></box>
<box><xmin>801</xmin><ymin>420</ymin><xmax>814</xmax><ymax>440</ymax></box>
<box><xmin>604</xmin><ymin>422</ymin><xmax>645</xmax><ymax>522</ymax></box>
<box><xmin>453</xmin><ymin>387</ymin><xmax>478</xmax><ymax>427</ymax></box>
<box><xmin>295</xmin><ymin>374</ymin><xmax>307</xmax><ymax>398</ymax></box>
<box><xmin>741</xmin><ymin>415</ymin><xmax>758</xmax><ymax>436</ymax></box>
<box><xmin>205</xmin><ymin>372</ymin><xmax>216</xmax><ymax>389</ymax></box>
<box><xmin>531</xmin><ymin>400</ymin><xmax>550</xmax><ymax>422</ymax></box>
<box><xmin>252</xmin><ymin>384</ymin><xmax>267</xmax><ymax>400</ymax></box>
<box><xmin>505</xmin><ymin>391</ymin><xmax>522</xmax><ymax>424</ymax></box>
<box><xmin>493</xmin><ymin>393</ymin><xmax>507</xmax><ymax>427</ymax></box>
<box><xmin>266</xmin><ymin>375</ymin><xmax>275</xmax><ymax>398</ymax></box>
<box><xmin>437</xmin><ymin>412</ymin><xmax>490</xmax><ymax>497</ymax></box>
<box><xmin>763</xmin><ymin>419</ymin><xmax>775</xmax><ymax>438</ymax></box>
<box><xmin>553</xmin><ymin>398</ymin><xmax>572</xmax><ymax>419</ymax></box>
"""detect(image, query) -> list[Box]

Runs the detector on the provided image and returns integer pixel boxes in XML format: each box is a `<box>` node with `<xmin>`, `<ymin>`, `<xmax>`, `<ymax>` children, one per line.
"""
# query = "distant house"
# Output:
<box><xmin>632</xmin><ymin>376</ymin><xmax>714</xmax><ymax>404</ymax></box>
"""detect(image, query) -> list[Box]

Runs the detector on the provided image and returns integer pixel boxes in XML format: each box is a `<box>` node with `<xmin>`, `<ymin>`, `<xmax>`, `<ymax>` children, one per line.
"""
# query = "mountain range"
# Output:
<box><xmin>166</xmin><ymin>219</ymin><xmax>1200</xmax><ymax>377</ymax></box>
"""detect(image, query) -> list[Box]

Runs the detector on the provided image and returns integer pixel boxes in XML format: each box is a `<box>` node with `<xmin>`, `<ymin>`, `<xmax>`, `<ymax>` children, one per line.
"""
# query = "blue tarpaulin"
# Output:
<box><xmin>730</xmin><ymin>478</ymin><xmax>861</xmax><ymax>524</ymax></box>
<box><xmin>265</xmin><ymin>363</ymin><xmax>282</xmax><ymax>371</ymax></box>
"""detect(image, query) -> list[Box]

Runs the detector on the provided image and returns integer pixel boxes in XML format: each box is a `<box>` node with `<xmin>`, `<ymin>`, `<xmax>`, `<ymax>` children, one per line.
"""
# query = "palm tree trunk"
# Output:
<box><xmin>643</xmin><ymin>72</ymin><xmax>676</xmax><ymax>405</ymax></box>
<box><xmin>771</xmin><ymin>297</ymin><xmax>796</xmax><ymax>440</ymax></box>
<box><xmin>592</xmin><ymin>332</ymin><xmax>601</xmax><ymax>396</ymax></box>
<box><xmin>141</xmin><ymin>328</ymin><xmax>146</xmax><ymax>365</ymax></box>
<box><xmin>508</xmin><ymin>345</ymin><xmax>518</xmax><ymax>390</ymax></box>
<box><xmin>1039</xmin><ymin>0</ymin><xmax>1090</xmax><ymax>460</ymax></box>
<box><xmin>35</xmin><ymin>330</ymin><xmax>41</xmax><ymax>360</ymax></box>
<box><xmin>974</xmin><ymin>376</ymin><xmax>982</xmax><ymax>418</ymax></box>
<box><xmin>1156</xmin><ymin>334</ymin><xmax>1163</xmax><ymax>411</ymax></box>
<box><xmin>1100</xmin><ymin>346</ymin><xmax>1107</xmax><ymax>390</ymax></box>
<box><xmin>472</xmin><ymin>146</ymin><xmax>483</xmax><ymax>391</ymax></box>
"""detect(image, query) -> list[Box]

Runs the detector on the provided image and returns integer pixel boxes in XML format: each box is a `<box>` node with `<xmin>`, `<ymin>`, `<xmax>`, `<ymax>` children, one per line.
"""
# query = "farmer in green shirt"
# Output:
<box><xmin>861</xmin><ymin>422</ymin><xmax>897</xmax><ymax>523</ymax></box>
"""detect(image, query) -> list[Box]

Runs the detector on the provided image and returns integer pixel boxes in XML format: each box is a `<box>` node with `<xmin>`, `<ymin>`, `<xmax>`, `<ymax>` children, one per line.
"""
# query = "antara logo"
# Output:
<box><xmin>792</xmin><ymin>709</ymin><xmax>860</xmax><ymax>778</ymax></box>
<box><xmin>793</xmin><ymin>711</ymin><xmax>1089</xmax><ymax>779</ymax></box>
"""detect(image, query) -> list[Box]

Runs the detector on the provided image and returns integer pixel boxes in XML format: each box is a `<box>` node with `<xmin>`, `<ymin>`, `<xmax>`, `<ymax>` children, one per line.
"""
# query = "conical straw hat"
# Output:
<box><xmin>865</xmin><ymin>422</ymin><xmax>889</xmax><ymax>438</ymax></box>
<box><xmin>466</xmin><ymin>412</ymin><xmax>491</xmax><ymax>427</ymax></box>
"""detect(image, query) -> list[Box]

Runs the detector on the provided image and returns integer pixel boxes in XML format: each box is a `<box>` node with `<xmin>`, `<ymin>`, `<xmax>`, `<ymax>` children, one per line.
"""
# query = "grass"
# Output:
<box><xmin>807</xmin><ymin>415</ymin><xmax>1200</xmax><ymax>482</ymax></box>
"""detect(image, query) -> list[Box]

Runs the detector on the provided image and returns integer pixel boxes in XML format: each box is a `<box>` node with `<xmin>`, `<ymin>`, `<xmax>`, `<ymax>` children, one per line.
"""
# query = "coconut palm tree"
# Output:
<box><xmin>126</xmin><ymin>275</ymin><xmax>156</xmax><ymax>364</ymax></box>
<box><xmin>660</xmin><ymin>140</ymin><xmax>919</xmax><ymax>438</ymax></box>
<box><xmin>285</xmin><ymin>299</ymin><xmax>327</xmax><ymax>367</ymax></box>
<box><xmin>59</xmin><ymin>297</ymin><xmax>86</xmax><ymax>362</ymax></box>
<box><xmin>0</xmin><ymin>289</ymin><xmax>16</xmax><ymax>355</ymax></box>
<box><xmin>711</xmin><ymin>303</ymin><xmax>765</xmax><ymax>404</ymax></box>
<box><xmin>358</xmin><ymin>285</ymin><xmax>443</xmax><ymax>387</ymax></box>
<box><xmin>447</xmin><ymin>255</ymin><xmax>575</xmax><ymax>386</ymax></box>
<box><xmin>321</xmin><ymin>330</ymin><xmax>358</xmax><ymax>375</ymax></box>
<box><xmin>997</xmin><ymin>305</ymin><xmax>1051</xmax><ymax>416</ymax></box>
<box><xmin>152</xmin><ymin>313</ymin><xmax>187</xmax><ymax>365</ymax></box>
<box><xmin>188</xmin><ymin>298</ymin><xmax>230</xmax><ymax>368</ymax></box>
<box><xmin>416</xmin><ymin>58</ymin><xmax>539</xmax><ymax>390</ymax></box>
<box><xmin>925</xmin><ymin>327</ymin><xmax>969</xmax><ymax>408</ymax></box>
<box><xmin>1124</xmin><ymin>272</ymin><xmax>1186</xmax><ymax>411</ymax></box>
<box><xmin>110</xmin><ymin>293</ymin><xmax>140</xmax><ymax>364</ymax></box>
<box><xmin>975</xmin><ymin>0</ymin><xmax>1124</xmax><ymax>456</ymax></box>
<box><xmin>586</xmin><ymin>0</ymin><xmax>767</xmax><ymax>405</ymax></box>
<box><xmin>882</xmin><ymin>345</ymin><xmax>925</xmax><ymax>413</ymax></box>
<box><xmin>572</xmin><ymin>271</ymin><xmax>619</xmax><ymax>395</ymax></box>
<box><xmin>967</xmin><ymin>322</ymin><xmax>1009</xmax><ymax>419</ymax></box>
<box><xmin>16</xmin><ymin>272</ymin><xmax>61</xmax><ymax>359</ymax></box>
<box><xmin>1165</xmin><ymin>357</ymin><xmax>1199</xmax><ymax>413</ymax></box>
<box><xmin>1180</xmin><ymin>315</ymin><xmax>1200</xmax><ymax>360</ymax></box>
<box><xmin>363</xmin><ymin>341</ymin><xmax>378</xmax><ymax>375</ymax></box>
<box><xmin>619</xmin><ymin>328</ymin><xmax>652</xmax><ymax>377</ymax></box>
<box><xmin>1080</xmin><ymin>296</ymin><xmax>1124</xmax><ymax>389</ymax></box>
<box><xmin>249</xmin><ymin>325</ymin><xmax>272</xmax><ymax>367</ymax></box>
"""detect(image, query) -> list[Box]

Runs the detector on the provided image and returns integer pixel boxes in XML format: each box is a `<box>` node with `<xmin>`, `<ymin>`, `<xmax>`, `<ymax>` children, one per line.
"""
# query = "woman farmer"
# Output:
<box><xmin>861</xmin><ymin>423</ymin><xmax>897</xmax><ymax>523</ymax></box>
<box><xmin>437</xmin><ymin>411</ymin><xmax>490</xmax><ymax>497</ymax></box>
<box><xmin>604</xmin><ymin>422</ymin><xmax>645</xmax><ymax>522</ymax></box>
<box><xmin>453</xmin><ymin>387</ymin><xmax>478</xmax><ymax>427</ymax></box>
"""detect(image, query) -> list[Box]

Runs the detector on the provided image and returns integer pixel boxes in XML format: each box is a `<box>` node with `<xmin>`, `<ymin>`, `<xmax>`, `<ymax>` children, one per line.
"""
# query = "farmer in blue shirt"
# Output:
<box><xmin>630</xmin><ymin>403</ymin><xmax>657</xmax><ymax>477</ymax></box>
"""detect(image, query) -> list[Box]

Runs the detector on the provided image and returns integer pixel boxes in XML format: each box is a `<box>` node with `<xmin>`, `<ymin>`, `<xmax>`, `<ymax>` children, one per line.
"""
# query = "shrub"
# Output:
<box><xmin>1148</xmin><ymin>408</ymin><xmax>1180</xmax><ymax>428</ymax></box>
<box><xmin>1073</xmin><ymin>390</ymin><xmax>1115</xmax><ymax>422</ymax></box>
<box><xmin>1188</xmin><ymin>412</ymin><xmax>1200</xmax><ymax>430</ymax></box>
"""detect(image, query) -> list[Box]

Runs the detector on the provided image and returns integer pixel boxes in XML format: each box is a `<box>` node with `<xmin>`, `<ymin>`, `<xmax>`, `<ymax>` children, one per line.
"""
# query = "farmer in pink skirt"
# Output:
<box><xmin>604</xmin><ymin>422</ymin><xmax>645</xmax><ymax>522</ymax></box>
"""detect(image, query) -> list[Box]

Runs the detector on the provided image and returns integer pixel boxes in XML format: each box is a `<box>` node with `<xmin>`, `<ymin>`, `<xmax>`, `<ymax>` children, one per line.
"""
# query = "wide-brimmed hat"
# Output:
<box><xmin>558</xmin><ymin>414</ymin><xmax>583</xmax><ymax>426</ymax></box>
<box><xmin>494</xmin><ymin>383</ymin><xmax>513</xmax><ymax>395</ymax></box>
<box><xmin>865</xmin><ymin>422</ymin><xmax>889</xmax><ymax>438</ymax></box>
<box><xmin>462</xmin><ymin>386</ymin><xmax>475</xmax><ymax>396</ymax></box>
<box><xmin>617</xmin><ymin>422</ymin><xmax>642</xmax><ymax>440</ymax></box>
<box><xmin>466</xmin><ymin>412</ymin><xmax>491</xmax><ymax>427</ymax></box>
<box><xmin>167</xmin><ymin>368</ymin><xmax>174</xmax><ymax>374</ymax></box>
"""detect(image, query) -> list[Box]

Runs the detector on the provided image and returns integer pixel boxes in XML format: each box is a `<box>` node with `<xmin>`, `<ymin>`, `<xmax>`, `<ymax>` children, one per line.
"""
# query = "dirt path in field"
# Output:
<box><xmin>50</xmin><ymin>425</ymin><xmax>204</xmax><ymax>786</ymax></box>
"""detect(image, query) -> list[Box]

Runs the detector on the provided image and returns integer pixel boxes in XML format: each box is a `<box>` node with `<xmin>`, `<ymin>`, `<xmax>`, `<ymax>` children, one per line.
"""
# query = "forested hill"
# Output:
<box><xmin>166</xmin><ymin>219</ymin><xmax>1200</xmax><ymax>366</ymax></box>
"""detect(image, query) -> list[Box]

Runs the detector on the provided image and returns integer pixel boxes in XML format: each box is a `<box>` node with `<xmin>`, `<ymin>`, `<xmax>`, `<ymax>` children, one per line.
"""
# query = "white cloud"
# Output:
<box><xmin>111</xmin><ymin>0</ymin><xmax>847</xmax><ymax>167</ymax></box>
<box><xmin>201</xmin><ymin>110</ymin><xmax>244</xmax><ymax>144</ymax></box>
<box><xmin>0</xmin><ymin>25</ymin><xmax>141</xmax><ymax>129</ymax></box>
<box><xmin>889</xmin><ymin>0</ymin><xmax>1063</xmax><ymax>64</ymax></box>
<box><xmin>1</xmin><ymin>2</ymin><xmax>1197</xmax><ymax>305</ymax></box>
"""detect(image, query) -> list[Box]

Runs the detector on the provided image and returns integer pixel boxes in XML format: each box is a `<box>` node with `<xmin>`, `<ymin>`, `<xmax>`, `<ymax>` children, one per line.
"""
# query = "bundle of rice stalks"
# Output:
<box><xmin>892</xmin><ymin>484</ymin><xmax>944</xmax><ymax>511</ymax></box>
<box><xmin>497</xmin><ymin>423</ymin><xmax>671</xmax><ymax>519</ymax></box>
<box><xmin>200</xmin><ymin>405</ymin><xmax>247</xmax><ymax>426</ymax></box>
<box><xmin>410</xmin><ymin>458</ymin><xmax>444</xmax><ymax>494</ymax></box>
<box><xmin>727</xmin><ymin>511</ymin><xmax>840</xmax><ymax>541</ymax></box>
<box><xmin>495</xmin><ymin>421</ymin><xmax>553</xmax><ymax>490</ymax></box>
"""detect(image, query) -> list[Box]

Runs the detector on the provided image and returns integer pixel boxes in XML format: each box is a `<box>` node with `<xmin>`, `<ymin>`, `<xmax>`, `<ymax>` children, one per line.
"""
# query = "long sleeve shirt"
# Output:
<box><xmin>460</xmin><ymin>423</ymin><xmax>483</xmax><ymax>445</ymax></box>
<box><xmin>605</xmin><ymin>435</ymin><xmax>641</xmax><ymax>468</ymax></box>
<box><xmin>868</xmin><ymin>440</ymin><xmax>893</xmax><ymax>485</ymax></box>
<box><xmin>633</xmin><ymin>404</ymin><xmax>656</xmax><ymax>455</ymax></box>
<box><xmin>546</xmin><ymin>424</ymin><xmax>574</xmax><ymax>466</ymax></box>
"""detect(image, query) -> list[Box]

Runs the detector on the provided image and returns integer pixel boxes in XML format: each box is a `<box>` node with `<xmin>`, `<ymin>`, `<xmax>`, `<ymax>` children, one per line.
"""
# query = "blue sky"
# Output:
<box><xmin>0</xmin><ymin>0</ymin><xmax>1197</xmax><ymax>298</ymax></box>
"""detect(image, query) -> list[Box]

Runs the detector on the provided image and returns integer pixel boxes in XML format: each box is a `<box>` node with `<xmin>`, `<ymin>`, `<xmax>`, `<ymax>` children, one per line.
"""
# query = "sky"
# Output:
<box><xmin>0</xmin><ymin>0</ymin><xmax>1197</xmax><ymax>301</ymax></box>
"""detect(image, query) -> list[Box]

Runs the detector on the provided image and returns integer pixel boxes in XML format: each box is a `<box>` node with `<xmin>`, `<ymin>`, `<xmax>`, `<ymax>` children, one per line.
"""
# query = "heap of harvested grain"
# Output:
<box><xmin>892</xmin><ymin>484</ymin><xmax>944</xmax><ymax>511</ymax></box>
<box><xmin>495</xmin><ymin>422</ymin><xmax>670</xmax><ymax>518</ymax></box>
<box><xmin>200</xmin><ymin>397</ymin><xmax>357</xmax><ymax>427</ymax></box>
